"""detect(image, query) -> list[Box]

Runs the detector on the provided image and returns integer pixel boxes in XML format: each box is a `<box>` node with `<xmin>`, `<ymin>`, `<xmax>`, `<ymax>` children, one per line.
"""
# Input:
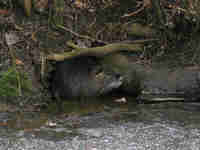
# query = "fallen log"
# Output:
<box><xmin>46</xmin><ymin>41</ymin><xmax>143</xmax><ymax>61</ymax></box>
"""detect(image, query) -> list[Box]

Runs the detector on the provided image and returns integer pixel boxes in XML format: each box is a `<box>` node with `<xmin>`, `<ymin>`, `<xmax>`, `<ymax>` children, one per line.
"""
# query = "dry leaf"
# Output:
<box><xmin>114</xmin><ymin>97</ymin><xmax>127</xmax><ymax>103</ymax></box>
<box><xmin>5</xmin><ymin>33</ymin><xmax>20</xmax><ymax>46</ymax></box>
<box><xmin>33</xmin><ymin>0</ymin><xmax>49</xmax><ymax>13</ymax></box>
<box><xmin>31</xmin><ymin>32</ymin><xmax>37</xmax><ymax>42</ymax></box>
<box><xmin>0</xmin><ymin>9</ymin><xmax>9</xmax><ymax>15</ymax></box>
<box><xmin>15</xmin><ymin>59</ymin><xmax>24</xmax><ymax>65</ymax></box>
<box><xmin>74</xmin><ymin>0</ymin><xmax>87</xmax><ymax>9</ymax></box>
<box><xmin>14</xmin><ymin>24</ymin><xmax>23</xmax><ymax>31</ymax></box>
<box><xmin>0</xmin><ymin>122</ymin><xmax>8</xmax><ymax>126</ymax></box>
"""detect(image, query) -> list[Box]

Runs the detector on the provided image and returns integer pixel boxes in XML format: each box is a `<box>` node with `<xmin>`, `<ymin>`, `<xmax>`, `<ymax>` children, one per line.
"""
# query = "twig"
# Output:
<box><xmin>121</xmin><ymin>0</ymin><xmax>152</xmax><ymax>18</ymax></box>
<box><xmin>56</xmin><ymin>24</ymin><xmax>108</xmax><ymax>44</ymax></box>
<box><xmin>119</xmin><ymin>39</ymin><xmax>159</xmax><ymax>44</ymax></box>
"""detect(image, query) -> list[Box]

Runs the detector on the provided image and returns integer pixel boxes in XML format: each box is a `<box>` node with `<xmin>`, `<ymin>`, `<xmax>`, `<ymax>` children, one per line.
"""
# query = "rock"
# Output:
<box><xmin>78</xmin><ymin>128</ymin><xmax>104</xmax><ymax>137</ymax></box>
<box><xmin>144</xmin><ymin>67</ymin><xmax>200</xmax><ymax>94</ymax></box>
<box><xmin>138</xmin><ymin>66</ymin><xmax>200</xmax><ymax>101</ymax></box>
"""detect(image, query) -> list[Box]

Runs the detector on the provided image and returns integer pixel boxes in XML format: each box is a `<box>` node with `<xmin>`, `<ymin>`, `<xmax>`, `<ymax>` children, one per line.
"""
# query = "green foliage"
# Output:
<box><xmin>50</xmin><ymin>0</ymin><xmax>65</xmax><ymax>27</ymax></box>
<box><xmin>0</xmin><ymin>67</ymin><xmax>33</xmax><ymax>98</ymax></box>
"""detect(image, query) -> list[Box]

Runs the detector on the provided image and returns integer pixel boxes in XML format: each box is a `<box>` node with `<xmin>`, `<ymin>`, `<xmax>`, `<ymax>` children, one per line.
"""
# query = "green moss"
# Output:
<box><xmin>0</xmin><ymin>67</ymin><xmax>33</xmax><ymax>98</ymax></box>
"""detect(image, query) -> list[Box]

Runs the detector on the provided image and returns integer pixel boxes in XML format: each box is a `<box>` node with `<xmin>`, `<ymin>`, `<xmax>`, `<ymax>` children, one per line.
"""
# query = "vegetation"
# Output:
<box><xmin>0</xmin><ymin>67</ymin><xmax>33</xmax><ymax>99</ymax></box>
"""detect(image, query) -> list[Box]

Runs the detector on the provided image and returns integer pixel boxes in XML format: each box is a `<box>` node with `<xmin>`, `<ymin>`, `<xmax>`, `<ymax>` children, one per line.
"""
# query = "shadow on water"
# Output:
<box><xmin>45</xmin><ymin>95</ymin><xmax>138</xmax><ymax>114</ymax></box>
<box><xmin>0</xmin><ymin>96</ymin><xmax>137</xmax><ymax>136</ymax></box>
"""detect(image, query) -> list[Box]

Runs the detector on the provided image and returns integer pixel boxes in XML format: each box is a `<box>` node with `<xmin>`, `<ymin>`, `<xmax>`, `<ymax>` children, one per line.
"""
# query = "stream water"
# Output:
<box><xmin>0</xmin><ymin>97</ymin><xmax>200</xmax><ymax>150</ymax></box>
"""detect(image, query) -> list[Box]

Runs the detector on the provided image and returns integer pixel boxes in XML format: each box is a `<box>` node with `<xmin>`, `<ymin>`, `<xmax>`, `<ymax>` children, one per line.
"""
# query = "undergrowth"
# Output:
<box><xmin>0</xmin><ymin>67</ymin><xmax>33</xmax><ymax>98</ymax></box>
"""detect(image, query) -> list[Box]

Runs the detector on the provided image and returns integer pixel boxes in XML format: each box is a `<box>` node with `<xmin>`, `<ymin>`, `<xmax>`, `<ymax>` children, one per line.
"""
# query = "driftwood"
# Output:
<box><xmin>46</xmin><ymin>41</ymin><xmax>143</xmax><ymax>61</ymax></box>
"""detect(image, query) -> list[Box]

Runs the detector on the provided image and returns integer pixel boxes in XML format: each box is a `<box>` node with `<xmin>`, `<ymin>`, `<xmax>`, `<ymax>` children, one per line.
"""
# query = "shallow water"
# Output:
<box><xmin>0</xmin><ymin>97</ymin><xmax>200</xmax><ymax>150</ymax></box>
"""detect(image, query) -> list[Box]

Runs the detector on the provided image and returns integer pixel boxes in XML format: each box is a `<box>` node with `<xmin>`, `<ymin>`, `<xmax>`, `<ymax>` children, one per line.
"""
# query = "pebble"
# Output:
<box><xmin>78</xmin><ymin>128</ymin><xmax>103</xmax><ymax>137</ymax></box>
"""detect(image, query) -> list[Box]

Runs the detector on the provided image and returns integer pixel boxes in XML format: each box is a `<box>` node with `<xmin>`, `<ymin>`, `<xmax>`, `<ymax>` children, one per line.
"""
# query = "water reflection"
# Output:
<box><xmin>0</xmin><ymin>96</ymin><xmax>200</xmax><ymax>142</ymax></box>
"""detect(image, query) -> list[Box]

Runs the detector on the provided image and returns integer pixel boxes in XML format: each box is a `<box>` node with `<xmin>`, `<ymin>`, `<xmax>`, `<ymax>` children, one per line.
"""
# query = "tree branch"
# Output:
<box><xmin>47</xmin><ymin>42</ymin><xmax>143</xmax><ymax>61</ymax></box>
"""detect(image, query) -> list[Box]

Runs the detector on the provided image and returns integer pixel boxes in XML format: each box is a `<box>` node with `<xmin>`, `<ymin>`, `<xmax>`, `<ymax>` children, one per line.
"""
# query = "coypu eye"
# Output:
<box><xmin>115</xmin><ymin>73</ymin><xmax>121</xmax><ymax>79</ymax></box>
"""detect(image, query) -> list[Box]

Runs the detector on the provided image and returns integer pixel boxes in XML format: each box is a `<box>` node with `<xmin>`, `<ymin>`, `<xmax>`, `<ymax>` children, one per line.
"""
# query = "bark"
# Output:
<box><xmin>47</xmin><ymin>41</ymin><xmax>143</xmax><ymax>61</ymax></box>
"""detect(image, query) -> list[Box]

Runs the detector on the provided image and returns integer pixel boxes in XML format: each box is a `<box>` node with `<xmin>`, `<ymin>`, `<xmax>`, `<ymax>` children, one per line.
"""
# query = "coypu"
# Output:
<box><xmin>51</xmin><ymin>56</ymin><xmax>124</xmax><ymax>99</ymax></box>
